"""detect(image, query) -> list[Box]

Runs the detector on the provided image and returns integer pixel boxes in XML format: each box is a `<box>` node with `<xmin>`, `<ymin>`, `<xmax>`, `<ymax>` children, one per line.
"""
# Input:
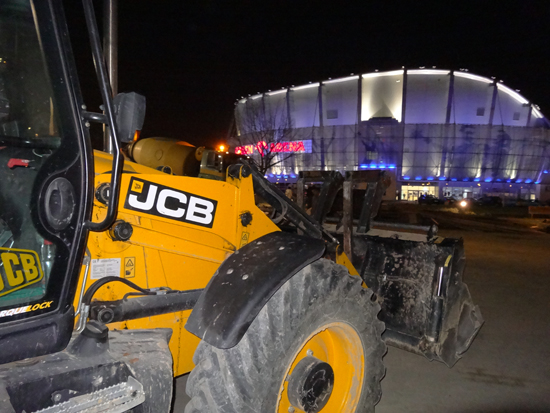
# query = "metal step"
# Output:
<box><xmin>32</xmin><ymin>376</ymin><xmax>145</xmax><ymax>413</ymax></box>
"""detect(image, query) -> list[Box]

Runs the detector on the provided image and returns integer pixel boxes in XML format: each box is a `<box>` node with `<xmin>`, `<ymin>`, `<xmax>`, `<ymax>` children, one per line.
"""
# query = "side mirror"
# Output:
<box><xmin>113</xmin><ymin>92</ymin><xmax>146</xmax><ymax>142</ymax></box>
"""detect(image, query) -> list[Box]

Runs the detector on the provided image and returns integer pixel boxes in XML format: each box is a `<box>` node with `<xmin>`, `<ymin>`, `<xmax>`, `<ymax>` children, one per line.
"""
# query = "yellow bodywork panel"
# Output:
<box><xmin>75</xmin><ymin>152</ymin><xmax>278</xmax><ymax>377</ymax></box>
<box><xmin>335</xmin><ymin>245</ymin><xmax>360</xmax><ymax>277</ymax></box>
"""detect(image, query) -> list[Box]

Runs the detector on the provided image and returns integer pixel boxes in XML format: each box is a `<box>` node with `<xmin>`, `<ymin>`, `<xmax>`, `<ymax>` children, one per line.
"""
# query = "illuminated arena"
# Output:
<box><xmin>231</xmin><ymin>69</ymin><xmax>550</xmax><ymax>202</ymax></box>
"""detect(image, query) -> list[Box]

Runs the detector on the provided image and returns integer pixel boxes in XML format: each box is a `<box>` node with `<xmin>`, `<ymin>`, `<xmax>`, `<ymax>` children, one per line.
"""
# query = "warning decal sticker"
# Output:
<box><xmin>90</xmin><ymin>258</ymin><xmax>121</xmax><ymax>280</ymax></box>
<box><xmin>124</xmin><ymin>257</ymin><xmax>135</xmax><ymax>278</ymax></box>
<box><xmin>240</xmin><ymin>232</ymin><xmax>250</xmax><ymax>248</ymax></box>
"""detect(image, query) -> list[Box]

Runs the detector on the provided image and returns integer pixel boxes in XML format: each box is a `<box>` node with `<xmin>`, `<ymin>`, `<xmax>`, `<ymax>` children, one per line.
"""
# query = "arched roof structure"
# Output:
<box><xmin>233</xmin><ymin>69</ymin><xmax>550</xmax><ymax>185</ymax></box>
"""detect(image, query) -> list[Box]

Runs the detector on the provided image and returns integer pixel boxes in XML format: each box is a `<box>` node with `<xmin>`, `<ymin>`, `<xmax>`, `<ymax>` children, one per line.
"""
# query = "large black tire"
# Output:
<box><xmin>184</xmin><ymin>258</ymin><xmax>386</xmax><ymax>413</ymax></box>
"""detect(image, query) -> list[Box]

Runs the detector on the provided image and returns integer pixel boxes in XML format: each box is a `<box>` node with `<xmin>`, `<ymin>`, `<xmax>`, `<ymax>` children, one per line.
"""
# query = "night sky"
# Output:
<box><xmin>65</xmin><ymin>1</ymin><xmax>550</xmax><ymax>149</ymax></box>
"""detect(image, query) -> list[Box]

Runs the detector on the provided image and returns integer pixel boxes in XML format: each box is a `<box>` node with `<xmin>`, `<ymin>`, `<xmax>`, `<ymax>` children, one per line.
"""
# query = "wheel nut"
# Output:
<box><xmin>288</xmin><ymin>408</ymin><xmax>295</xmax><ymax>413</ymax></box>
<box><xmin>306</xmin><ymin>349</ymin><xmax>313</xmax><ymax>356</ymax></box>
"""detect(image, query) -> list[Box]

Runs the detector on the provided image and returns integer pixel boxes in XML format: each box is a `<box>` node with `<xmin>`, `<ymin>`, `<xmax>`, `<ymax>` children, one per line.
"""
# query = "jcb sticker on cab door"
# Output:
<box><xmin>124</xmin><ymin>177</ymin><xmax>218</xmax><ymax>228</ymax></box>
<box><xmin>0</xmin><ymin>247</ymin><xmax>43</xmax><ymax>297</ymax></box>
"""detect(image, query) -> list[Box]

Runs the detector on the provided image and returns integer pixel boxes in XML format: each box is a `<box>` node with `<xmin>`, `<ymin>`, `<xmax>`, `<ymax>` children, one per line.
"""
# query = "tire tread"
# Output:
<box><xmin>185</xmin><ymin>259</ymin><xmax>386</xmax><ymax>413</ymax></box>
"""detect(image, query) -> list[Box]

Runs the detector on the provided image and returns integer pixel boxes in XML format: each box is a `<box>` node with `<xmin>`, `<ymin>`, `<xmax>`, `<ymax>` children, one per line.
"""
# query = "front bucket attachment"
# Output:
<box><xmin>356</xmin><ymin>234</ymin><xmax>483</xmax><ymax>367</ymax></box>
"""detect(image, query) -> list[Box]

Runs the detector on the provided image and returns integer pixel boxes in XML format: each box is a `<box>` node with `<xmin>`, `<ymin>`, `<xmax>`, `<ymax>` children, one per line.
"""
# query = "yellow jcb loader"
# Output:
<box><xmin>0</xmin><ymin>0</ymin><xmax>482</xmax><ymax>412</ymax></box>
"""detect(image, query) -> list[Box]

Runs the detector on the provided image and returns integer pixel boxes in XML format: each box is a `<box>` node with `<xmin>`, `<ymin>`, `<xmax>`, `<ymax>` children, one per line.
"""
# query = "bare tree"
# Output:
<box><xmin>230</xmin><ymin>95</ymin><xmax>298</xmax><ymax>175</ymax></box>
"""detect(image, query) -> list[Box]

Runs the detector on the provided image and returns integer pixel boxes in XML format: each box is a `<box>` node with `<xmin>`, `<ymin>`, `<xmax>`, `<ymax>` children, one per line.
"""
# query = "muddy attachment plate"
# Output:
<box><xmin>356</xmin><ymin>235</ymin><xmax>483</xmax><ymax>367</ymax></box>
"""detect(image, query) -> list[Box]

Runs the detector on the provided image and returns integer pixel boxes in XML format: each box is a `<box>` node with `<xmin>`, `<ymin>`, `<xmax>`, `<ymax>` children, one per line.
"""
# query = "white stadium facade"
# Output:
<box><xmin>231</xmin><ymin>69</ymin><xmax>550</xmax><ymax>202</ymax></box>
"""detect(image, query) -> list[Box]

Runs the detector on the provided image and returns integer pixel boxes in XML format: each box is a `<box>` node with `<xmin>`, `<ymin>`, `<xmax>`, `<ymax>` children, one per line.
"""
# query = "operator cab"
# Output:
<box><xmin>0</xmin><ymin>0</ymin><xmax>93</xmax><ymax>363</ymax></box>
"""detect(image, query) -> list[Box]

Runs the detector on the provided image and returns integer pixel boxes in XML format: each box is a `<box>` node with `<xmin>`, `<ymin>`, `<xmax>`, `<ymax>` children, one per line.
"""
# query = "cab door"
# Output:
<box><xmin>0</xmin><ymin>0</ymin><xmax>93</xmax><ymax>363</ymax></box>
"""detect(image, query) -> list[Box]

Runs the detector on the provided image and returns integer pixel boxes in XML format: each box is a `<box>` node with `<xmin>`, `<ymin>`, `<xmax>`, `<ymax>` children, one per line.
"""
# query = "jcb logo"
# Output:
<box><xmin>0</xmin><ymin>248</ymin><xmax>43</xmax><ymax>297</ymax></box>
<box><xmin>124</xmin><ymin>177</ymin><xmax>218</xmax><ymax>228</ymax></box>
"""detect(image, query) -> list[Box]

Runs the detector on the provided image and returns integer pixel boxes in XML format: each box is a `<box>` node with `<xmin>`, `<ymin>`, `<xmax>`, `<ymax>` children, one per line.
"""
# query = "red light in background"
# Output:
<box><xmin>235</xmin><ymin>140</ymin><xmax>307</xmax><ymax>156</ymax></box>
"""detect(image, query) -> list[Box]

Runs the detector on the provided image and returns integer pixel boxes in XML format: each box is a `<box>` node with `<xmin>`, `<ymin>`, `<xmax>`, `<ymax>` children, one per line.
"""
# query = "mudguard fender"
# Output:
<box><xmin>185</xmin><ymin>232</ymin><xmax>326</xmax><ymax>349</ymax></box>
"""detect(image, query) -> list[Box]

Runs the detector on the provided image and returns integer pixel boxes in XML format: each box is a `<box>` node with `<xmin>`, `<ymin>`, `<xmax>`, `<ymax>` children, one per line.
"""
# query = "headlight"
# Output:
<box><xmin>460</xmin><ymin>200</ymin><xmax>468</xmax><ymax>207</ymax></box>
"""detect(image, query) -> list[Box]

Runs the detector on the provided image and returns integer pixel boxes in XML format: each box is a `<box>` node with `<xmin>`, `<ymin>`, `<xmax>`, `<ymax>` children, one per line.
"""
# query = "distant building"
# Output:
<box><xmin>232</xmin><ymin>69</ymin><xmax>550</xmax><ymax>202</ymax></box>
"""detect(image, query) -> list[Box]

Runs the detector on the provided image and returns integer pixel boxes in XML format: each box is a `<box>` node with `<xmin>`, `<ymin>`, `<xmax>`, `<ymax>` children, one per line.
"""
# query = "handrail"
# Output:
<box><xmin>81</xmin><ymin>0</ymin><xmax>124</xmax><ymax>232</ymax></box>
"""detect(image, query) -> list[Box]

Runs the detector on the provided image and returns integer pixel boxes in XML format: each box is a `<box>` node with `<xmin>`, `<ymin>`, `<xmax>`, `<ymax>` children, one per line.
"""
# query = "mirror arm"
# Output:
<box><xmin>81</xmin><ymin>0</ymin><xmax>123</xmax><ymax>232</ymax></box>
<box><xmin>82</xmin><ymin>111</ymin><xmax>107</xmax><ymax>124</ymax></box>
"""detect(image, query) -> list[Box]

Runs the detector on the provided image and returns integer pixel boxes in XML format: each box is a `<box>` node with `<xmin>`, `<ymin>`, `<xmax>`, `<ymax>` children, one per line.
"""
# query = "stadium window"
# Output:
<box><xmin>476</xmin><ymin>107</ymin><xmax>485</xmax><ymax>116</ymax></box>
<box><xmin>326</xmin><ymin>109</ymin><xmax>339</xmax><ymax>119</ymax></box>
<box><xmin>513</xmin><ymin>112</ymin><xmax>521</xmax><ymax>121</ymax></box>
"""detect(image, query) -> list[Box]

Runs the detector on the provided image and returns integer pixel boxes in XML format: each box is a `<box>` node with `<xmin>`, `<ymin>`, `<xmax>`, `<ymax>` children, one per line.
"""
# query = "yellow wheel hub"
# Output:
<box><xmin>276</xmin><ymin>322</ymin><xmax>364</xmax><ymax>413</ymax></box>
